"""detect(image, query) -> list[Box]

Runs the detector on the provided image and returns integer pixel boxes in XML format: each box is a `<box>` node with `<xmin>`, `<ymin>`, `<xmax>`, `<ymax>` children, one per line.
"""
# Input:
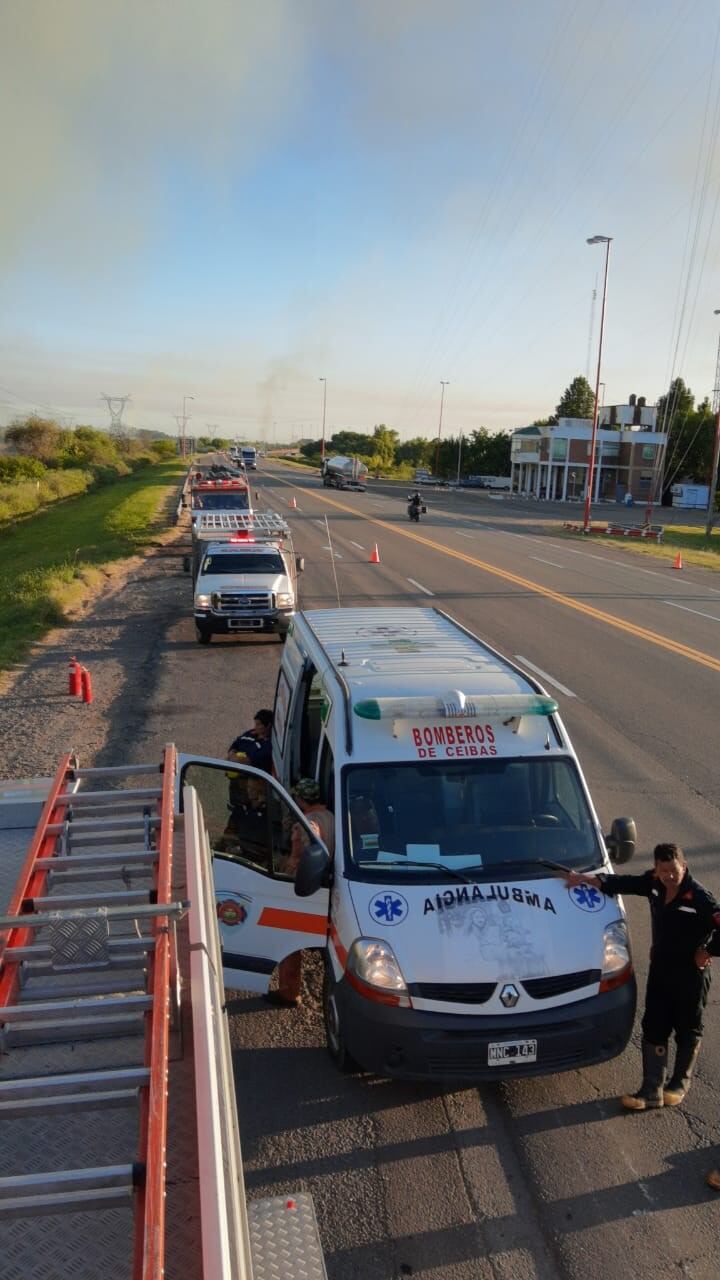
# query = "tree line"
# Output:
<box><xmin>299</xmin><ymin>424</ymin><xmax>512</xmax><ymax>478</ymax></box>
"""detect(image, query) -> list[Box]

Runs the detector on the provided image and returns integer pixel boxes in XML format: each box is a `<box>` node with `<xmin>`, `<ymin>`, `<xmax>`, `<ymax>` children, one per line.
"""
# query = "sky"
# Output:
<box><xmin>2</xmin><ymin>0</ymin><xmax>720</xmax><ymax>442</ymax></box>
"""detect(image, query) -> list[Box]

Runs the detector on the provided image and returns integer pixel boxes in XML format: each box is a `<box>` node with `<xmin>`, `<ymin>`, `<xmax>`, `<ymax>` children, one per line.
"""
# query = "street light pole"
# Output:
<box><xmin>435</xmin><ymin>381</ymin><xmax>449</xmax><ymax>478</ymax></box>
<box><xmin>583</xmin><ymin>236</ymin><xmax>612</xmax><ymax>532</ymax></box>
<box><xmin>456</xmin><ymin>431</ymin><xmax>463</xmax><ymax>485</ymax></box>
<box><xmin>319</xmin><ymin>378</ymin><xmax>327</xmax><ymax>463</ymax></box>
<box><xmin>705</xmin><ymin>310</ymin><xmax>720</xmax><ymax>538</ymax></box>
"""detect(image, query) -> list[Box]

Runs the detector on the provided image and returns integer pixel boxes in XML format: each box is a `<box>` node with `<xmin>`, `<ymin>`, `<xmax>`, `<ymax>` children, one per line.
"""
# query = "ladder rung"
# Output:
<box><xmin>2</xmin><ymin>993</ymin><xmax>152</xmax><ymax>1021</ymax></box>
<box><xmin>57</xmin><ymin>787</ymin><xmax>162</xmax><ymax>806</ymax></box>
<box><xmin>5</xmin><ymin>1012</ymin><xmax>145</xmax><ymax>1044</ymax></box>
<box><xmin>13</xmin><ymin>937</ymin><xmax>155</xmax><ymax>963</ymax></box>
<box><xmin>0</xmin><ymin>1066</ymin><xmax>150</xmax><ymax>1099</ymax></box>
<box><xmin>0</xmin><ymin>1088</ymin><xmax>141</xmax><ymax>1118</ymax></box>
<box><xmin>65</xmin><ymin>830</ymin><xmax>156</xmax><ymax>850</ymax></box>
<box><xmin>0</xmin><ymin>901</ymin><xmax>186</xmax><ymax>929</ymax></box>
<box><xmin>28</xmin><ymin>888</ymin><xmax>153</xmax><ymax>911</ymax></box>
<box><xmin>47</xmin><ymin>816</ymin><xmax>160</xmax><ymax>834</ymax></box>
<box><xmin>70</xmin><ymin>763</ymin><xmax>158</xmax><ymax>778</ymax></box>
<box><xmin>20</xmin><ymin>976</ymin><xmax>145</xmax><ymax>1000</ymax></box>
<box><xmin>36</xmin><ymin>850</ymin><xmax>157</xmax><ymax>869</ymax></box>
<box><xmin>48</xmin><ymin>865</ymin><xmax>153</xmax><ymax>884</ymax></box>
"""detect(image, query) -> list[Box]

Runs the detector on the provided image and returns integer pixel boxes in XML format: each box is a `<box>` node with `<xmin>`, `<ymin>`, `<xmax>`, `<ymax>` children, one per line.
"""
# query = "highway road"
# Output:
<box><xmin>115</xmin><ymin>461</ymin><xmax>720</xmax><ymax>1277</ymax></box>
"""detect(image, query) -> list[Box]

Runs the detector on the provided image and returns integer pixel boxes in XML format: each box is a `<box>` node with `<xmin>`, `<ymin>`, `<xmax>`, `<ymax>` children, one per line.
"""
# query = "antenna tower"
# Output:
<box><xmin>101</xmin><ymin>394</ymin><xmax>131</xmax><ymax>437</ymax></box>
<box><xmin>585</xmin><ymin>276</ymin><xmax>598</xmax><ymax>382</ymax></box>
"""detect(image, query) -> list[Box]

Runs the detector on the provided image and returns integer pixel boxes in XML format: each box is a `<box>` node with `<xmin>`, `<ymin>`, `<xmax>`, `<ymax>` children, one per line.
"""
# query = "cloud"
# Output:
<box><xmin>0</xmin><ymin>1</ymin><xmax>310</xmax><ymax>273</ymax></box>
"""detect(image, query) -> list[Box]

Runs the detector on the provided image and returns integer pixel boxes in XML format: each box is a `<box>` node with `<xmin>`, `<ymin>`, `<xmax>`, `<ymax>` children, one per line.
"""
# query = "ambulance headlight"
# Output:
<box><xmin>276</xmin><ymin>593</ymin><xmax>293</xmax><ymax>609</ymax></box>
<box><xmin>346</xmin><ymin>938</ymin><xmax>411</xmax><ymax>1008</ymax></box>
<box><xmin>195</xmin><ymin>594</ymin><xmax>211</xmax><ymax>609</ymax></box>
<box><xmin>600</xmin><ymin>920</ymin><xmax>632</xmax><ymax>992</ymax></box>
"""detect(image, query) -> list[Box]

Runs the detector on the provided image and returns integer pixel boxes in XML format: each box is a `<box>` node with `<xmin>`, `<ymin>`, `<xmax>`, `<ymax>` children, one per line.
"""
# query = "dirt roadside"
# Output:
<box><xmin>0</xmin><ymin>525</ymin><xmax>190</xmax><ymax>780</ymax></box>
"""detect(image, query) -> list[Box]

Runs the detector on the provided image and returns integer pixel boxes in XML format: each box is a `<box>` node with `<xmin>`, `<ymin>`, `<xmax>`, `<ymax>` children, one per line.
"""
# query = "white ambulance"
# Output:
<box><xmin>203</xmin><ymin>607</ymin><xmax>638</xmax><ymax>1082</ymax></box>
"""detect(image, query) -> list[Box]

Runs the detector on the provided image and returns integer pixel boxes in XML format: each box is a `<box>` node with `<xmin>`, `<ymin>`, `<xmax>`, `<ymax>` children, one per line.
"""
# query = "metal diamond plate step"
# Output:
<box><xmin>248</xmin><ymin>1193</ymin><xmax>327</xmax><ymax>1280</ymax></box>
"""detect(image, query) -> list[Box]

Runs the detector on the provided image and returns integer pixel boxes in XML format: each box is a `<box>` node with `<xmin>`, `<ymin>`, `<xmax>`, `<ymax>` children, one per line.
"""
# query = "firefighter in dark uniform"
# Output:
<box><xmin>566</xmin><ymin>842</ymin><xmax>720</xmax><ymax>1111</ymax></box>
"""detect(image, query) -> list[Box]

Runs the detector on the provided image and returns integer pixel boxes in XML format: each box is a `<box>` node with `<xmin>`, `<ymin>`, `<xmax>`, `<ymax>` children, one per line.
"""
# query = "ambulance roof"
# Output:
<box><xmin>302</xmin><ymin>607</ymin><xmax>536</xmax><ymax>700</ymax></box>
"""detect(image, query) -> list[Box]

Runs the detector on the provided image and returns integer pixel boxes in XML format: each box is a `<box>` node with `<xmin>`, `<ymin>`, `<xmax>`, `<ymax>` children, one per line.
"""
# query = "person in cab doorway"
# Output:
<box><xmin>265</xmin><ymin>778</ymin><xmax>335</xmax><ymax>1008</ymax></box>
<box><xmin>227</xmin><ymin>709</ymin><xmax>273</xmax><ymax>777</ymax></box>
<box><xmin>565</xmin><ymin>843</ymin><xmax>720</xmax><ymax>1111</ymax></box>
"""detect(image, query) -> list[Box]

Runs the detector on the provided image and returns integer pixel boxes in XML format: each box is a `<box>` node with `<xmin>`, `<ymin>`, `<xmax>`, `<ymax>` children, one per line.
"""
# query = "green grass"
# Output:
<box><xmin>0</xmin><ymin>459</ymin><xmax>186</xmax><ymax>670</ymax></box>
<box><xmin>559</xmin><ymin>522</ymin><xmax>720</xmax><ymax>570</ymax></box>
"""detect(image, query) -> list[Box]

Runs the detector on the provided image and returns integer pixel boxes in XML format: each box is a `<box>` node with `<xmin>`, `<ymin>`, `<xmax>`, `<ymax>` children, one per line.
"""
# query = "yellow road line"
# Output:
<box><xmin>272</xmin><ymin>473</ymin><xmax>720</xmax><ymax>675</ymax></box>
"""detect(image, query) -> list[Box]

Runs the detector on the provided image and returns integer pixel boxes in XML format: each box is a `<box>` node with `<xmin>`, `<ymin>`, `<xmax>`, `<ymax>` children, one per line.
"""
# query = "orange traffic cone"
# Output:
<box><xmin>672</xmin><ymin>551</ymin><xmax>683</xmax><ymax>570</ymax></box>
<box><xmin>290</xmin><ymin>496</ymin><xmax>297</xmax><ymax>509</ymax></box>
<box><xmin>370</xmin><ymin>543</ymin><xmax>381</xmax><ymax>564</ymax></box>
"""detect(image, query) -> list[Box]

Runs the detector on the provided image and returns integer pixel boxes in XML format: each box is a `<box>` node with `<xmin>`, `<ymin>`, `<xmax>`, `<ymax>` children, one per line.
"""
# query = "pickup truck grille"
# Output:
<box><xmin>214</xmin><ymin>592</ymin><xmax>273</xmax><ymax>614</ymax></box>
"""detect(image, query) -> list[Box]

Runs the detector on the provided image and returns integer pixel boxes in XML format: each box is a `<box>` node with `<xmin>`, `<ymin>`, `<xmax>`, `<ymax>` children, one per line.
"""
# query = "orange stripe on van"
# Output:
<box><xmin>328</xmin><ymin>921</ymin><xmax>348</xmax><ymax>967</ymax></box>
<box><xmin>257</xmin><ymin>907</ymin><xmax>328</xmax><ymax>936</ymax></box>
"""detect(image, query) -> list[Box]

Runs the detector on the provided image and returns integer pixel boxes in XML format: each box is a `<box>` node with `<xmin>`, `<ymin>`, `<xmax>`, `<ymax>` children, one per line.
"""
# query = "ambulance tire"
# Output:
<box><xmin>196</xmin><ymin>627</ymin><xmax>212</xmax><ymax>644</ymax></box>
<box><xmin>323</xmin><ymin>964</ymin><xmax>358</xmax><ymax>1074</ymax></box>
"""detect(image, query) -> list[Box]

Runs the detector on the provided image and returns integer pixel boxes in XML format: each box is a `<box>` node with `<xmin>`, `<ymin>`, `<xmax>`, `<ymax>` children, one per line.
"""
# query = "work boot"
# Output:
<box><xmin>621</xmin><ymin>1040</ymin><xmax>667</xmax><ymax>1111</ymax></box>
<box><xmin>707</xmin><ymin>1168</ymin><xmax>720</xmax><ymax>1191</ymax></box>
<box><xmin>663</xmin><ymin>1035</ymin><xmax>701</xmax><ymax>1106</ymax></box>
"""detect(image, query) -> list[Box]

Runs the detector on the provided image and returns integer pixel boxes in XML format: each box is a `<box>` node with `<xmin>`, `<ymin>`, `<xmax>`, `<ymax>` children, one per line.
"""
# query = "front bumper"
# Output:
<box><xmin>336</xmin><ymin>976</ymin><xmax>636</xmax><ymax>1082</ymax></box>
<box><xmin>194</xmin><ymin>610</ymin><xmax>293</xmax><ymax>635</ymax></box>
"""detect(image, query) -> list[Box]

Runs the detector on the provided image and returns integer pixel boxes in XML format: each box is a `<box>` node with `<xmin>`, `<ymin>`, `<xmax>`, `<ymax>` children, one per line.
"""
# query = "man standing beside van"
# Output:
<box><xmin>565</xmin><ymin>843</ymin><xmax>720</xmax><ymax>1111</ymax></box>
<box><xmin>265</xmin><ymin>778</ymin><xmax>335</xmax><ymax>1008</ymax></box>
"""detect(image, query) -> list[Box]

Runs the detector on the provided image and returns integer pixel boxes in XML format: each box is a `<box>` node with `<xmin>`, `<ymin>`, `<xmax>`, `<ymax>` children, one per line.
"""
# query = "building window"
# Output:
<box><xmin>641</xmin><ymin>445</ymin><xmax>655</xmax><ymax>461</ymax></box>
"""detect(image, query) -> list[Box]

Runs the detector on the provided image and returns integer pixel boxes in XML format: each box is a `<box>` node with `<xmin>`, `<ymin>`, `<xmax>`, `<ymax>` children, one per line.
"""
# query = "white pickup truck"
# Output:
<box><xmin>188</xmin><ymin>514</ymin><xmax>304</xmax><ymax>644</ymax></box>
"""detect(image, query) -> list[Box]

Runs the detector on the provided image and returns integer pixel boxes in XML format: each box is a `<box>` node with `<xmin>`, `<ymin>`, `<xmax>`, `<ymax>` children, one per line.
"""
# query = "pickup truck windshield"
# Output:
<box><xmin>201</xmin><ymin>552</ymin><xmax>285</xmax><ymax>574</ymax></box>
<box><xmin>344</xmin><ymin>757</ymin><xmax>600</xmax><ymax>881</ymax></box>
<box><xmin>192</xmin><ymin>491</ymin><xmax>250</xmax><ymax>511</ymax></box>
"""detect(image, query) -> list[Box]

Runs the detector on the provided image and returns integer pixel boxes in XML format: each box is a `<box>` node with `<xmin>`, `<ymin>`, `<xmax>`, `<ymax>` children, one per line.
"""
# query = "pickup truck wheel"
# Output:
<box><xmin>323</xmin><ymin>965</ymin><xmax>358</xmax><ymax>1074</ymax></box>
<box><xmin>196</xmin><ymin>628</ymin><xmax>212</xmax><ymax>645</ymax></box>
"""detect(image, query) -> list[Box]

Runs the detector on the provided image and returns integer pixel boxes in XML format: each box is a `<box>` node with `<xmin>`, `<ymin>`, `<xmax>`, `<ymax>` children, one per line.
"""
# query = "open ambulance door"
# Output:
<box><xmin>177</xmin><ymin>754</ymin><xmax>330</xmax><ymax>993</ymax></box>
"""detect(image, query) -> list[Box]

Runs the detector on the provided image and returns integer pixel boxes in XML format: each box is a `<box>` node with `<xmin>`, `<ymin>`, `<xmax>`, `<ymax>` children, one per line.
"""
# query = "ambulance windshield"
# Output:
<box><xmin>345</xmin><ymin>757</ymin><xmax>600</xmax><ymax>879</ymax></box>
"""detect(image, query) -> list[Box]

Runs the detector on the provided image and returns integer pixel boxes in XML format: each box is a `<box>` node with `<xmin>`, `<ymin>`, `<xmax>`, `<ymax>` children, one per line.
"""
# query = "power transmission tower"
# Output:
<box><xmin>713</xmin><ymin>330</ymin><xmax>720</xmax><ymax>413</ymax></box>
<box><xmin>101</xmin><ymin>394</ymin><xmax>131</xmax><ymax>438</ymax></box>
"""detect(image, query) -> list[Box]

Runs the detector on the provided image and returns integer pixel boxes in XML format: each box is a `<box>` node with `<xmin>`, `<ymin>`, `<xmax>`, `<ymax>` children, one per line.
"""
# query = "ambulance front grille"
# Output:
<box><xmin>522</xmin><ymin>970</ymin><xmax>600</xmax><ymax>1000</ymax></box>
<box><xmin>409</xmin><ymin>981</ymin><xmax>496</xmax><ymax>1004</ymax></box>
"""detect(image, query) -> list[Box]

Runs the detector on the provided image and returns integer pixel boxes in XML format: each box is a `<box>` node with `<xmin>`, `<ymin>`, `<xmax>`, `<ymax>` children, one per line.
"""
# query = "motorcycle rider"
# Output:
<box><xmin>407</xmin><ymin>490</ymin><xmax>423</xmax><ymax>520</ymax></box>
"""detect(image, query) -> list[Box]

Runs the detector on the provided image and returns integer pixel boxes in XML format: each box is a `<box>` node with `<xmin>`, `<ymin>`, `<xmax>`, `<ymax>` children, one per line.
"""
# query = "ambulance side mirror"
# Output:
<box><xmin>606</xmin><ymin>817</ymin><xmax>636</xmax><ymax>864</ymax></box>
<box><xmin>296</xmin><ymin>556</ymin><xmax>305</xmax><ymax>573</ymax></box>
<box><xmin>295</xmin><ymin>840</ymin><xmax>331</xmax><ymax>897</ymax></box>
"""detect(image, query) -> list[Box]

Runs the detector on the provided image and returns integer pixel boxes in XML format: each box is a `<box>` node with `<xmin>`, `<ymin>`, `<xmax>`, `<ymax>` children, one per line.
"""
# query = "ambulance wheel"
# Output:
<box><xmin>196</xmin><ymin>627</ymin><xmax>212</xmax><ymax>644</ymax></box>
<box><xmin>323</xmin><ymin>966</ymin><xmax>358</xmax><ymax>1073</ymax></box>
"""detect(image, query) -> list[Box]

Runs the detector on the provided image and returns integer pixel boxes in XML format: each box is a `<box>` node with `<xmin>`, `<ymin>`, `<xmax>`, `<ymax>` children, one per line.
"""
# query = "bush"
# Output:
<box><xmin>0</xmin><ymin>456</ymin><xmax>47</xmax><ymax>482</ymax></box>
<box><xmin>0</xmin><ymin>468</ymin><xmax>93</xmax><ymax>521</ymax></box>
<box><xmin>91</xmin><ymin>461</ymin><xmax>131</xmax><ymax>485</ymax></box>
<box><xmin>148</xmin><ymin>439</ymin><xmax>177</xmax><ymax>460</ymax></box>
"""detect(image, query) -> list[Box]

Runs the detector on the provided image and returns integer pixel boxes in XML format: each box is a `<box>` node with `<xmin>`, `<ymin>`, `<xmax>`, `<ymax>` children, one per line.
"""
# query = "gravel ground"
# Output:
<box><xmin>0</xmin><ymin>534</ymin><xmax>189</xmax><ymax>780</ymax></box>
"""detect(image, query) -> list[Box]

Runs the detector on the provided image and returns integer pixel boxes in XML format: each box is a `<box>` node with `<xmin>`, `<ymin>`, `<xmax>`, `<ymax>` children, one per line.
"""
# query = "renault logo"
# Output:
<box><xmin>500</xmin><ymin>984</ymin><xmax>520</xmax><ymax>1008</ymax></box>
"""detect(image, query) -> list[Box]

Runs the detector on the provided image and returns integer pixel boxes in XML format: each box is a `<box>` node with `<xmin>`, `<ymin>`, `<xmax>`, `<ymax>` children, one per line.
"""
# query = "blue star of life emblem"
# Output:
<box><xmin>369</xmin><ymin>891</ymin><xmax>409</xmax><ymax>926</ymax></box>
<box><xmin>569</xmin><ymin>884</ymin><xmax>605</xmax><ymax>912</ymax></box>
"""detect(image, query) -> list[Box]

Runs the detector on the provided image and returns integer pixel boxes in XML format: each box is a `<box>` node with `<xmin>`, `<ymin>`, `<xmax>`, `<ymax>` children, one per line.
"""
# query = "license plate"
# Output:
<box><xmin>488</xmin><ymin>1038</ymin><xmax>537</xmax><ymax>1066</ymax></box>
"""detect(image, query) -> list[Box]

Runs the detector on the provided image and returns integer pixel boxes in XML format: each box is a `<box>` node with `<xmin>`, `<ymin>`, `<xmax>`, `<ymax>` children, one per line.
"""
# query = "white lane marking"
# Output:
<box><xmin>313</xmin><ymin>519</ymin><xmax>325</xmax><ymax>527</ymax></box>
<box><xmin>275</xmin><ymin>493</ymin><xmax>288</xmax><ymax>505</ymax></box>
<box><xmin>322</xmin><ymin>547</ymin><xmax>343</xmax><ymax>557</ymax></box>
<box><xmin>663</xmin><ymin>600</ymin><xmax>720</xmax><ymax>622</ymax></box>
<box><xmin>350</xmin><ymin>540</ymin><xmax>366</xmax><ymax>550</ymax></box>
<box><xmin>530</xmin><ymin>556</ymin><xmax>564</xmax><ymax>568</ymax></box>
<box><xmin>514</xmin><ymin>657</ymin><xmax>577</xmax><ymax>698</ymax></box>
<box><xmin>455</xmin><ymin>531</ymin><xmax>475</xmax><ymax>539</ymax></box>
<box><xmin>407</xmin><ymin>577</ymin><xmax>435</xmax><ymax>596</ymax></box>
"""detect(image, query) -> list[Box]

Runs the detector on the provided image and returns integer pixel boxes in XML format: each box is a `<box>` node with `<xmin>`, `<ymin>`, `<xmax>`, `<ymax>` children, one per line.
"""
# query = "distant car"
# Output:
<box><xmin>460</xmin><ymin>476</ymin><xmax>486</xmax><ymax>488</ymax></box>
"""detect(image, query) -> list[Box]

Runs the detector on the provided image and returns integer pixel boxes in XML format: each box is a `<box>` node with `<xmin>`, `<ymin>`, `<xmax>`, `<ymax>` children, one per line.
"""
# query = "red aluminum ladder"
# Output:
<box><xmin>0</xmin><ymin>745</ymin><xmax>183</xmax><ymax>1280</ymax></box>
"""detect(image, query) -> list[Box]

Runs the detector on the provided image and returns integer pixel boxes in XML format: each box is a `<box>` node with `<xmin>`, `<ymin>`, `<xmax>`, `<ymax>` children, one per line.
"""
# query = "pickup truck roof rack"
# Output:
<box><xmin>193</xmin><ymin>512</ymin><xmax>290</xmax><ymax>537</ymax></box>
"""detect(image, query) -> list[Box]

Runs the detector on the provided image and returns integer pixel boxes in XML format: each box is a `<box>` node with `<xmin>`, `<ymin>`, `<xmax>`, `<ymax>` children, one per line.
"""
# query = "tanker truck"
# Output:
<box><xmin>321</xmin><ymin>455</ymin><xmax>368</xmax><ymax>491</ymax></box>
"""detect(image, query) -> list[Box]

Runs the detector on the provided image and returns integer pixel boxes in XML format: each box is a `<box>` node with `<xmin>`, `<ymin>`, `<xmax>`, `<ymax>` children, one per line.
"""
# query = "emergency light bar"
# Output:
<box><xmin>353</xmin><ymin>692</ymin><xmax>558</xmax><ymax>721</ymax></box>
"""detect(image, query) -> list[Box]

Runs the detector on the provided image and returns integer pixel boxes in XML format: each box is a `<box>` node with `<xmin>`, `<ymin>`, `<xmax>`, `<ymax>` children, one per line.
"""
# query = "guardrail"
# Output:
<box><xmin>184</xmin><ymin>784</ymin><xmax>252</xmax><ymax>1280</ymax></box>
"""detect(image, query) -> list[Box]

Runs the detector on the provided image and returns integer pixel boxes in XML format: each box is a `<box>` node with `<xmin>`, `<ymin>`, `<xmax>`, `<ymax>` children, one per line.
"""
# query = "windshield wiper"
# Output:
<box><xmin>461</xmin><ymin>857</ymin><xmax>574</xmax><ymax>875</ymax></box>
<box><xmin>356</xmin><ymin>859</ymin><xmax>471</xmax><ymax>883</ymax></box>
